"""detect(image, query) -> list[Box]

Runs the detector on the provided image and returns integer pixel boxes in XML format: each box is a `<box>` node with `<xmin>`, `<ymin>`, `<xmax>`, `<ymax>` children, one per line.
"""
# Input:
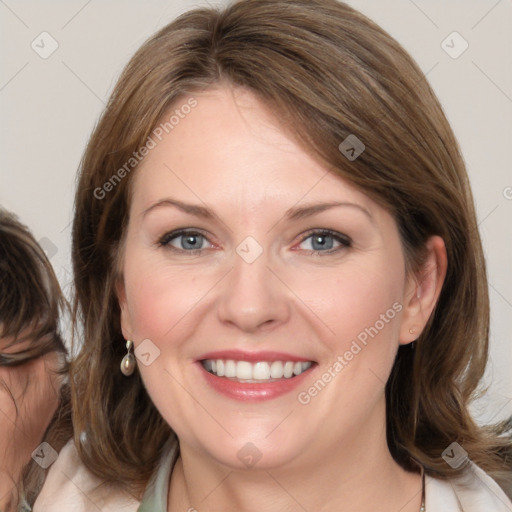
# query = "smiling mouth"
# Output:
<box><xmin>201</xmin><ymin>359</ymin><xmax>313</xmax><ymax>383</ymax></box>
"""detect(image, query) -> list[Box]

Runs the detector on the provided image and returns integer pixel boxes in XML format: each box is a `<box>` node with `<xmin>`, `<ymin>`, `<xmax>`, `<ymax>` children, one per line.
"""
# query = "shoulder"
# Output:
<box><xmin>425</xmin><ymin>463</ymin><xmax>512</xmax><ymax>511</ymax></box>
<box><xmin>33</xmin><ymin>440</ymin><xmax>140</xmax><ymax>512</ymax></box>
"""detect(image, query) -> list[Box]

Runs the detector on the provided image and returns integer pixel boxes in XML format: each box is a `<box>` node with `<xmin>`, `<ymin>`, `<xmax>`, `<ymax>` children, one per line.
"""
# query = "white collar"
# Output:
<box><xmin>425</xmin><ymin>462</ymin><xmax>512</xmax><ymax>511</ymax></box>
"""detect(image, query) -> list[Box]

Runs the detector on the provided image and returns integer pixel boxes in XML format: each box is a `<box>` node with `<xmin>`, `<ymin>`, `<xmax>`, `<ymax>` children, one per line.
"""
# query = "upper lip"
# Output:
<box><xmin>197</xmin><ymin>350</ymin><xmax>315</xmax><ymax>363</ymax></box>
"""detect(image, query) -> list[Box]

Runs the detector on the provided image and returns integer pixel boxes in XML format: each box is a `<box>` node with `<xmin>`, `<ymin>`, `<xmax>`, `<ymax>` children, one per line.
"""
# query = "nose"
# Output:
<box><xmin>216</xmin><ymin>249</ymin><xmax>291</xmax><ymax>333</ymax></box>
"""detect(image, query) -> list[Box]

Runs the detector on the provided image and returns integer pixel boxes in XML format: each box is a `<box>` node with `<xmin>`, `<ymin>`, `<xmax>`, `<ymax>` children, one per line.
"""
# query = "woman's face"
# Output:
<box><xmin>118</xmin><ymin>86</ymin><xmax>416</xmax><ymax>470</ymax></box>
<box><xmin>0</xmin><ymin>334</ymin><xmax>60</xmax><ymax>504</ymax></box>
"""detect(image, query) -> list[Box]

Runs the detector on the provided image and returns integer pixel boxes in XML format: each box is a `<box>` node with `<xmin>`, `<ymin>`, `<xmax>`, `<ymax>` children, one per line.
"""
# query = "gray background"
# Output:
<box><xmin>0</xmin><ymin>0</ymin><xmax>510</xmax><ymax>425</ymax></box>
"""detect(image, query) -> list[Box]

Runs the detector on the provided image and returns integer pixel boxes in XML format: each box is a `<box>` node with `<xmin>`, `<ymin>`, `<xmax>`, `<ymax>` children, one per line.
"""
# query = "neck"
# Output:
<box><xmin>168</xmin><ymin>401</ymin><xmax>422</xmax><ymax>512</ymax></box>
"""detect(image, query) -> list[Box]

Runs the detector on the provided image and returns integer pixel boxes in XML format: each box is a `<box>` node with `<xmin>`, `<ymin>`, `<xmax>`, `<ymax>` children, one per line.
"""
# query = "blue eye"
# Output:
<box><xmin>158</xmin><ymin>229</ymin><xmax>350</xmax><ymax>255</ymax></box>
<box><xmin>298</xmin><ymin>231</ymin><xmax>351</xmax><ymax>253</ymax></box>
<box><xmin>159</xmin><ymin>230</ymin><xmax>211</xmax><ymax>252</ymax></box>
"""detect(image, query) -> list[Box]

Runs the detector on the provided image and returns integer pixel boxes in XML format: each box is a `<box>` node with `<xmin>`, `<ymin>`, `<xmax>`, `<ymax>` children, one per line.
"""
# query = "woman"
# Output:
<box><xmin>34</xmin><ymin>0</ymin><xmax>512</xmax><ymax>510</ymax></box>
<box><xmin>0</xmin><ymin>208</ymin><xmax>69</xmax><ymax>512</ymax></box>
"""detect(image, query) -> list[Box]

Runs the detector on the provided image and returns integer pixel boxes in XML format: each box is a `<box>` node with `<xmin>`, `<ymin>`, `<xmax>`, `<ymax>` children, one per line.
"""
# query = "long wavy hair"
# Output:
<box><xmin>69</xmin><ymin>0</ymin><xmax>512</xmax><ymax>499</ymax></box>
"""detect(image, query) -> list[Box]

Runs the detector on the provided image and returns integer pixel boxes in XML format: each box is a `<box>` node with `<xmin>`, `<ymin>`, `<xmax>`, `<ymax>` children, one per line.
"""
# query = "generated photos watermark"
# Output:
<box><xmin>297</xmin><ymin>301</ymin><xmax>403</xmax><ymax>405</ymax></box>
<box><xmin>93</xmin><ymin>97</ymin><xmax>198</xmax><ymax>200</ymax></box>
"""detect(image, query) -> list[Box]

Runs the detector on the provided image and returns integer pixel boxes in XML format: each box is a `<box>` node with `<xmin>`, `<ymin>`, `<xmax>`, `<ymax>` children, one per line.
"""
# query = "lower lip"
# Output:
<box><xmin>198</xmin><ymin>363</ymin><xmax>315</xmax><ymax>402</ymax></box>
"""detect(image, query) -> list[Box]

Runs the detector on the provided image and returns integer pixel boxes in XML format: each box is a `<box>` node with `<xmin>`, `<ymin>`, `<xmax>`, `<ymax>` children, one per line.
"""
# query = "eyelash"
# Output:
<box><xmin>157</xmin><ymin>229</ymin><xmax>352</xmax><ymax>256</ymax></box>
<box><xmin>158</xmin><ymin>229</ymin><xmax>211</xmax><ymax>255</ymax></box>
<box><xmin>295</xmin><ymin>229</ymin><xmax>352</xmax><ymax>255</ymax></box>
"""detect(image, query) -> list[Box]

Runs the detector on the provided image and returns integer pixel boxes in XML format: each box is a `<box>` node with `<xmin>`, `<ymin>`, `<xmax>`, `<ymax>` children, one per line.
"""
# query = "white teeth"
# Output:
<box><xmin>253</xmin><ymin>362</ymin><xmax>270</xmax><ymax>380</ymax></box>
<box><xmin>237</xmin><ymin>361</ymin><xmax>253</xmax><ymax>380</ymax></box>
<box><xmin>224</xmin><ymin>360</ymin><xmax>236</xmax><ymax>378</ymax></box>
<box><xmin>216</xmin><ymin>360</ymin><xmax>225</xmax><ymax>377</ymax></box>
<box><xmin>202</xmin><ymin>359</ymin><xmax>313</xmax><ymax>381</ymax></box>
<box><xmin>270</xmin><ymin>361</ymin><xmax>283</xmax><ymax>378</ymax></box>
<box><xmin>283</xmin><ymin>361</ymin><xmax>294</xmax><ymax>378</ymax></box>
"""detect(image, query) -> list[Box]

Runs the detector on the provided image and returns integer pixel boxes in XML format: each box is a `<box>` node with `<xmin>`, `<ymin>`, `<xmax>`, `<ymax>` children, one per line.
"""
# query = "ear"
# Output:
<box><xmin>116</xmin><ymin>277</ymin><xmax>133</xmax><ymax>341</ymax></box>
<box><xmin>399</xmin><ymin>236</ymin><xmax>447</xmax><ymax>345</ymax></box>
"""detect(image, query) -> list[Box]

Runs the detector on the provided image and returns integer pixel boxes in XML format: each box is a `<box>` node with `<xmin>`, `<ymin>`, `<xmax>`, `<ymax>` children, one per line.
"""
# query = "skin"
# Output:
<box><xmin>118</xmin><ymin>86</ymin><xmax>447</xmax><ymax>512</ymax></box>
<box><xmin>0</xmin><ymin>334</ymin><xmax>61</xmax><ymax>510</ymax></box>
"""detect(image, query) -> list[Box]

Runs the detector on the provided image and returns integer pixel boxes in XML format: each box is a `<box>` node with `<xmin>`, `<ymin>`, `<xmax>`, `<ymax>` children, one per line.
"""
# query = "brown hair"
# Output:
<box><xmin>0</xmin><ymin>208</ymin><xmax>67</xmax><ymax>364</ymax></box>
<box><xmin>69</xmin><ymin>0</ymin><xmax>512</xmax><ymax>498</ymax></box>
<box><xmin>0</xmin><ymin>207</ymin><xmax>70</xmax><ymax>508</ymax></box>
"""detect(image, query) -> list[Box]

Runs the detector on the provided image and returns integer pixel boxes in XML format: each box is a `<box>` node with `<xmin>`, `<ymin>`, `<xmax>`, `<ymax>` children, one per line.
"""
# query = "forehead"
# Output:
<box><xmin>130</xmin><ymin>86</ymin><xmax>378</xmax><ymax>218</ymax></box>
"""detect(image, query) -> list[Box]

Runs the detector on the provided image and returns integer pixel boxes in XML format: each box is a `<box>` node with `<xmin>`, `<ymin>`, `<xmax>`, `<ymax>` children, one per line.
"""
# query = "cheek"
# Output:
<box><xmin>342</xmin><ymin>270</ymin><xmax>401</xmax><ymax>343</ymax></box>
<box><xmin>123</xmin><ymin>251</ymin><xmax>215</xmax><ymax>343</ymax></box>
<box><xmin>291</xmin><ymin>259</ymin><xmax>404</xmax><ymax>354</ymax></box>
<box><xmin>0</xmin><ymin>372</ymin><xmax>17</xmax><ymax>433</ymax></box>
<box><xmin>291</xmin><ymin>267</ymin><xmax>405</xmax><ymax>434</ymax></box>
<box><xmin>0</xmin><ymin>360</ymin><xmax>59</xmax><ymax>464</ymax></box>
<box><xmin>0</xmin><ymin>385</ymin><xmax>18</xmax><ymax>473</ymax></box>
<box><xmin>21</xmin><ymin>359</ymin><xmax>60</xmax><ymax>434</ymax></box>
<box><xmin>122</xmin><ymin>263</ymin><xmax>205</xmax><ymax>427</ymax></box>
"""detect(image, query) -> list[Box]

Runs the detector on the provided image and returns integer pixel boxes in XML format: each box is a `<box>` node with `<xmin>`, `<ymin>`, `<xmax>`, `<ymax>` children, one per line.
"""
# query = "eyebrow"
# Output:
<box><xmin>142</xmin><ymin>199</ymin><xmax>215</xmax><ymax>219</ymax></box>
<box><xmin>285</xmin><ymin>201</ymin><xmax>374</xmax><ymax>222</ymax></box>
<box><xmin>142</xmin><ymin>198</ymin><xmax>373</xmax><ymax>223</ymax></box>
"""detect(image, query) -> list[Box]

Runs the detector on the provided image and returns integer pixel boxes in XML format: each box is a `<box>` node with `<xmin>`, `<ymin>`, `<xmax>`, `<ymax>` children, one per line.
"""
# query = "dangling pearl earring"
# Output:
<box><xmin>120</xmin><ymin>340</ymin><xmax>136</xmax><ymax>376</ymax></box>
